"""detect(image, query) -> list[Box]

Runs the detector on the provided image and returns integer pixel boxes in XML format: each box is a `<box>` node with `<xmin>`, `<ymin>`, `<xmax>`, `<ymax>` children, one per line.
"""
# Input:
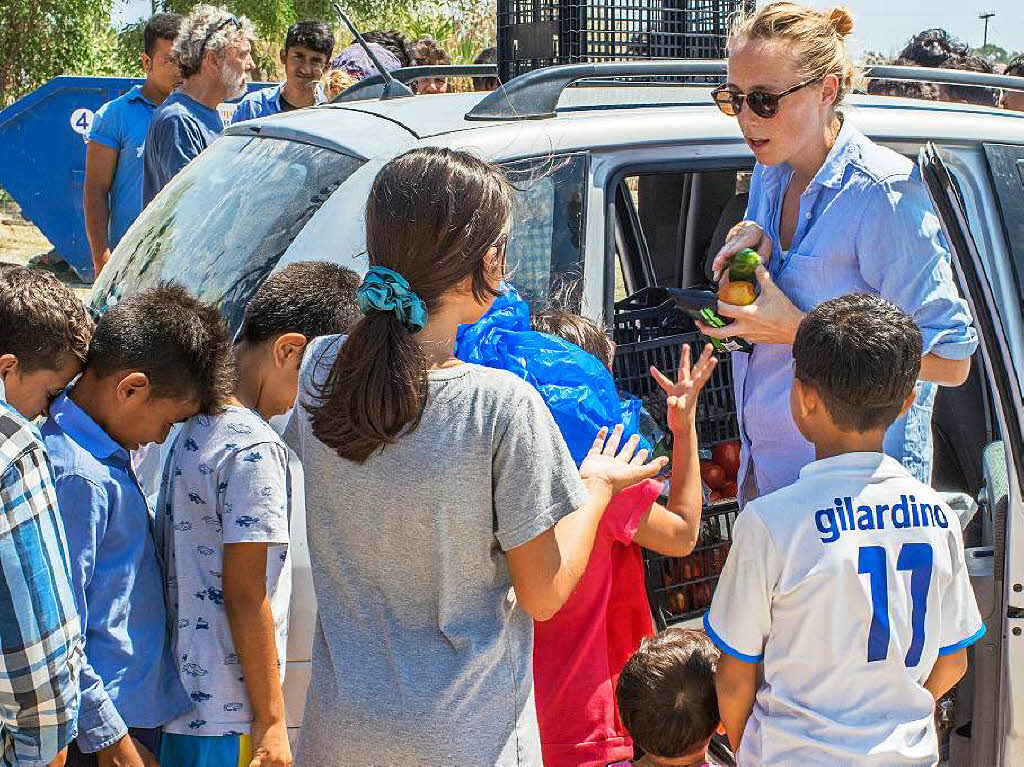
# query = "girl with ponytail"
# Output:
<box><xmin>704</xmin><ymin>2</ymin><xmax>975</xmax><ymax>501</ymax></box>
<box><xmin>284</xmin><ymin>147</ymin><xmax>665</xmax><ymax>766</ymax></box>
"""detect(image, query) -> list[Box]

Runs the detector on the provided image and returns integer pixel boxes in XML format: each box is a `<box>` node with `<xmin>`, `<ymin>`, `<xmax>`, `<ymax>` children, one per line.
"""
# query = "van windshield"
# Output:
<box><xmin>90</xmin><ymin>136</ymin><xmax>364</xmax><ymax>335</ymax></box>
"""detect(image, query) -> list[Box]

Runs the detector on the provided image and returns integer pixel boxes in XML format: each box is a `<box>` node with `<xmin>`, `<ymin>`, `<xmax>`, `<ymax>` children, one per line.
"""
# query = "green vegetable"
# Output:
<box><xmin>728</xmin><ymin>248</ymin><xmax>761</xmax><ymax>283</ymax></box>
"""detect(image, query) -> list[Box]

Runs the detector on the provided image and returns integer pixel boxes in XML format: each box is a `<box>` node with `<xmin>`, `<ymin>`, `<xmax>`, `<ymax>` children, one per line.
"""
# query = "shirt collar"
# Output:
<box><xmin>49</xmin><ymin>391</ymin><xmax>126</xmax><ymax>463</ymax></box>
<box><xmin>808</xmin><ymin>117</ymin><xmax>862</xmax><ymax>190</ymax></box>
<box><xmin>798</xmin><ymin>451</ymin><xmax>906</xmax><ymax>479</ymax></box>
<box><xmin>272</xmin><ymin>82</ymin><xmax>327</xmax><ymax>108</ymax></box>
<box><xmin>126</xmin><ymin>83</ymin><xmax>158</xmax><ymax>107</ymax></box>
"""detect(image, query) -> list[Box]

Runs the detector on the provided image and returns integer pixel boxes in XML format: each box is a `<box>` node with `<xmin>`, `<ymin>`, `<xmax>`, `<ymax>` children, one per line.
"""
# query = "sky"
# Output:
<box><xmin>114</xmin><ymin>0</ymin><xmax>1024</xmax><ymax>57</ymax></box>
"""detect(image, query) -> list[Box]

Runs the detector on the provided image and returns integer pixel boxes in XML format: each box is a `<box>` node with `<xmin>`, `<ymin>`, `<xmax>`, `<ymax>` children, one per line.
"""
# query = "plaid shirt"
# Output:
<box><xmin>0</xmin><ymin>396</ymin><xmax>82</xmax><ymax>766</ymax></box>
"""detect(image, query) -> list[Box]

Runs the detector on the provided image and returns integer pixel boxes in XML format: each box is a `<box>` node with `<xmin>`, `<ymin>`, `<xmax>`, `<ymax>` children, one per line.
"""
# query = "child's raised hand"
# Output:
<box><xmin>579</xmin><ymin>424</ymin><xmax>669</xmax><ymax>495</ymax></box>
<box><xmin>649</xmin><ymin>343</ymin><xmax>718</xmax><ymax>434</ymax></box>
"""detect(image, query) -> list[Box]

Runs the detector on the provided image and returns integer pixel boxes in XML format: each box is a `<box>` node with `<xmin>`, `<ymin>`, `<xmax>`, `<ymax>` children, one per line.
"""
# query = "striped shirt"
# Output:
<box><xmin>0</xmin><ymin>393</ymin><xmax>82</xmax><ymax>766</ymax></box>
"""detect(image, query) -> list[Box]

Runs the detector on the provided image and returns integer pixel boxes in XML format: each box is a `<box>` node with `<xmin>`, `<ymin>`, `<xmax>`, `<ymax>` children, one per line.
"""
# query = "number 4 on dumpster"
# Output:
<box><xmin>70</xmin><ymin>107</ymin><xmax>94</xmax><ymax>136</ymax></box>
<box><xmin>858</xmin><ymin>543</ymin><xmax>933</xmax><ymax>666</ymax></box>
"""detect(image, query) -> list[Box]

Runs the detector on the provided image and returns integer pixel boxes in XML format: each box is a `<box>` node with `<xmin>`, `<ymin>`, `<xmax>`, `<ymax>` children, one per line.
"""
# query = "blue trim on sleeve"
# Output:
<box><xmin>938</xmin><ymin>625</ymin><xmax>985</xmax><ymax>655</ymax></box>
<box><xmin>703</xmin><ymin>612</ymin><xmax>763</xmax><ymax>664</ymax></box>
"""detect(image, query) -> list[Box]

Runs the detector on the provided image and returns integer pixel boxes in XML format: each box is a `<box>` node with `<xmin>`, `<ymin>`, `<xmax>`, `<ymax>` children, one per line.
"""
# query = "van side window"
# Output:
<box><xmin>501</xmin><ymin>153</ymin><xmax>587</xmax><ymax>310</ymax></box>
<box><xmin>984</xmin><ymin>144</ymin><xmax>1024</xmax><ymax>296</ymax></box>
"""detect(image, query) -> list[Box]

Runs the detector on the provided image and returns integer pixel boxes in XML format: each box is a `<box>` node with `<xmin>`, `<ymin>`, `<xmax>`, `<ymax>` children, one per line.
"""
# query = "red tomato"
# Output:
<box><xmin>712</xmin><ymin>440</ymin><xmax>741</xmax><ymax>479</ymax></box>
<box><xmin>708</xmin><ymin>490</ymin><xmax>723</xmax><ymax>503</ymax></box>
<box><xmin>722</xmin><ymin>479</ymin><xmax>738</xmax><ymax>499</ymax></box>
<box><xmin>700</xmin><ymin>460</ymin><xmax>726</xmax><ymax>490</ymax></box>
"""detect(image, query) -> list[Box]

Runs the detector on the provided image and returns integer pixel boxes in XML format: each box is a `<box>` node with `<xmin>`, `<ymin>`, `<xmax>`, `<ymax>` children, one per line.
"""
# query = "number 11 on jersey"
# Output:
<box><xmin>858</xmin><ymin>543</ymin><xmax>933</xmax><ymax>666</ymax></box>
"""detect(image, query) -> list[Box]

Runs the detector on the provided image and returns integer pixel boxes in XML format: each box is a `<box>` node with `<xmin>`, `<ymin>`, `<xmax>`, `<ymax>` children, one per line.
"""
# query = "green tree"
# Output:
<box><xmin>0</xmin><ymin>0</ymin><xmax>115</xmax><ymax>106</ymax></box>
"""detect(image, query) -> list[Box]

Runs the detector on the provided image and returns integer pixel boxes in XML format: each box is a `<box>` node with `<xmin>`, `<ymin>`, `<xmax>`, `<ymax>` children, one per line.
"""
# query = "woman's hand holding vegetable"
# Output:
<box><xmin>701</xmin><ymin>266</ymin><xmax>806</xmax><ymax>346</ymax></box>
<box><xmin>711</xmin><ymin>220</ymin><xmax>773</xmax><ymax>281</ymax></box>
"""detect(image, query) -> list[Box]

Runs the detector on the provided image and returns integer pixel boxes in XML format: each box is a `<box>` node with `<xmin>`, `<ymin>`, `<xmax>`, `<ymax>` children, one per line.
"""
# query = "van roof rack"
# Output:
<box><xmin>464</xmin><ymin>60</ymin><xmax>1024</xmax><ymax>121</ymax></box>
<box><xmin>333</xmin><ymin>65</ymin><xmax>499</xmax><ymax>103</ymax></box>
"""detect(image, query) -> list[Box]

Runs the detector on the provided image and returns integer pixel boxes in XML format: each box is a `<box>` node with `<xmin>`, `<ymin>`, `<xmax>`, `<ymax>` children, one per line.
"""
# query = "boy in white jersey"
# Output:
<box><xmin>157</xmin><ymin>262</ymin><xmax>360</xmax><ymax>767</ymax></box>
<box><xmin>706</xmin><ymin>293</ymin><xmax>984</xmax><ymax>766</ymax></box>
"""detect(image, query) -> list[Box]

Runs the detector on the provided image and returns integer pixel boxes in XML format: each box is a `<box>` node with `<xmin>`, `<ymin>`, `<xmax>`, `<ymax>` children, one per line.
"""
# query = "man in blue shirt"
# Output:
<box><xmin>42</xmin><ymin>285</ymin><xmax>234</xmax><ymax>767</ymax></box>
<box><xmin>143</xmin><ymin>7</ymin><xmax>254</xmax><ymax>207</ymax></box>
<box><xmin>84</xmin><ymin>13</ymin><xmax>182</xmax><ymax>279</ymax></box>
<box><xmin>231</xmin><ymin>20</ymin><xmax>334</xmax><ymax>123</ymax></box>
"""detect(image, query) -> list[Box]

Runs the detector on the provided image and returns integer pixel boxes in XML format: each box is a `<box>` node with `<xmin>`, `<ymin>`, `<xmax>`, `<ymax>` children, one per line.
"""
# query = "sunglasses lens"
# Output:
<box><xmin>712</xmin><ymin>90</ymin><xmax>739</xmax><ymax>116</ymax></box>
<box><xmin>748</xmin><ymin>91</ymin><xmax>779</xmax><ymax>119</ymax></box>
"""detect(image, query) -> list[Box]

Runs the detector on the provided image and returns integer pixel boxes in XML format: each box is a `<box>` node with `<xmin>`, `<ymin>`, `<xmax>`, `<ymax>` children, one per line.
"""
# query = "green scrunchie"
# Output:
<box><xmin>356</xmin><ymin>266</ymin><xmax>428</xmax><ymax>333</ymax></box>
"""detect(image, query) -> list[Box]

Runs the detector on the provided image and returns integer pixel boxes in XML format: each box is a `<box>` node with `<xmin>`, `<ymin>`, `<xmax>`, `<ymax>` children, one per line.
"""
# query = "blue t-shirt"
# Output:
<box><xmin>143</xmin><ymin>90</ymin><xmax>223</xmax><ymax>208</ymax></box>
<box><xmin>230</xmin><ymin>83</ymin><xmax>327</xmax><ymax>123</ymax></box>
<box><xmin>87</xmin><ymin>84</ymin><xmax>157</xmax><ymax>249</ymax></box>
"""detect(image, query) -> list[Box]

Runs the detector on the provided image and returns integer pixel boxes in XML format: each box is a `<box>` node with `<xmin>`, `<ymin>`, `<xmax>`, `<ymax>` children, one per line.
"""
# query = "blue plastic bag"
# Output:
<box><xmin>455</xmin><ymin>285</ymin><xmax>651</xmax><ymax>467</ymax></box>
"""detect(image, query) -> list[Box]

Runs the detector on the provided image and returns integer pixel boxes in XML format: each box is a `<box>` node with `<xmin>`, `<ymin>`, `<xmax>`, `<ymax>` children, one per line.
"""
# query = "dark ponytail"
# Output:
<box><xmin>308</xmin><ymin>147</ymin><xmax>516</xmax><ymax>462</ymax></box>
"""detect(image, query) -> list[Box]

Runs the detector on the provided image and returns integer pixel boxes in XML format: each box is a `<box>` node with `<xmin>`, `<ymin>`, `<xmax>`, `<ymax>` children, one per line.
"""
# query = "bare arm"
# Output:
<box><xmin>506</xmin><ymin>427</ymin><xmax>666</xmax><ymax>622</ymax></box>
<box><xmin>223</xmin><ymin>543</ymin><xmax>292</xmax><ymax>767</ymax></box>
<box><xmin>633</xmin><ymin>344</ymin><xmax>717</xmax><ymax>557</ymax></box>
<box><xmin>920</xmin><ymin>354</ymin><xmax>970</xmax><ymax>387</ymax></box>
<box><xmin>924</xmin><ymin>650</ymin><xmax>969</xmax><ymax>701</ymax></box>
<box><xmin>83</xmin><ymin>142</ymin><xmax>117</xmax><ymax>276</ymax></box>
<box><xmin>715</xmin><ymin>654</ymin><xmax>758</xmax><ymax>753</ymax></box>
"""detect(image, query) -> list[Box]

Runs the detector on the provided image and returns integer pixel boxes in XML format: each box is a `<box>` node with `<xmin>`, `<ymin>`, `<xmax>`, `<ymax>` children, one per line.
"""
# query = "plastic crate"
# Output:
<box><xmin>645</xmin><ymin>501</ymin><xmax>737</xmax><ymax>627</ymax></box>
<box><xmin>497</xmin><ymin>0</ymin><xmax>753</xmax><ymax>81</ymax></box>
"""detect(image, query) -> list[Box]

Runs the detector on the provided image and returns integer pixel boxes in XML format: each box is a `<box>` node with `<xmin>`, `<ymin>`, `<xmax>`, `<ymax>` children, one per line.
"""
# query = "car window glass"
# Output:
<box><xmin>502</xmin><ymin>153</ymin><xmax>587</xmax><ymax>310</ymax></box>
<box><xmin>90</xmin><ymin>136</ymin><xmax>364</xmax><ymax>335</ymax></box>
<box><xmin>983</xmin><ymin>144</ymin><xmax>1024</xmax><ymax>299</ymax></box>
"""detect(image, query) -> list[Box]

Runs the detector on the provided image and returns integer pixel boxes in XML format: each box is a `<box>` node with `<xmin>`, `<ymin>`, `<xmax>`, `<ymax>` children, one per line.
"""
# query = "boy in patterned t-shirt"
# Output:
<box><xmin>157</xmin><ymin>262</ymin><xmax>360</xmax><ymax>767</ymax></box>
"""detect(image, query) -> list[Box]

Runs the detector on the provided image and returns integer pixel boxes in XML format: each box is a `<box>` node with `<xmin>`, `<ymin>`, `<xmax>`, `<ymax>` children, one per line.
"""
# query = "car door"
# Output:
<box><xmin>919</xmin><ymin>142</ymin><xmax>1024</xmax><ymax>767</ymax></box>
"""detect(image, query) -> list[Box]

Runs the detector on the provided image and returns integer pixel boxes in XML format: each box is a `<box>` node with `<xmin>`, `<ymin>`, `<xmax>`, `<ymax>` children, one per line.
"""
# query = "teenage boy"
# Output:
<box><xmin>143</xmin><ymin>6</ymin><xmax>255</xmax><ymax>206</ymax></box>
<box><xmin>157</xmin><ymin>262</ymin><xmax>360</xmax><ymax>767</ymax></box>
<box><xmin>231</xmin><ymin>21</ymin><xmax>334</xmax><ymax>122</ymax></box>
<box><xmin>42</xmin><ymin>285</ymin><xmax>234</xmax><ymax>767</ymax></box>
<box><xmin>84</xmin><ymin>12</ymin><xmax>183</xmax><ymax>278</ymax></box>
<box><xmin>707</xmin><ymin>293</ymin><xmax>984</xmax><ymax>766</ymax></box>
<box><xmin>0</xmin><ymin>267</ymin><xmax>91</xmax><ymax>767</ymax></box>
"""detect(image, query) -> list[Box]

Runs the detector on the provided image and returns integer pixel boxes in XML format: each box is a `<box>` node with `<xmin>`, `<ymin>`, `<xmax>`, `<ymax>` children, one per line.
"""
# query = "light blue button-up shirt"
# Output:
<box><xmin>230</xmin><ymin>83</ymin><xmax>326</xmax><ymax>124</ymax></box>
<box><xmin>40</xmin><ymin>393</ymin><xmax>190</xmax><ymax>753</ymax></box>
<box><xmin>734</xmin><ymin>120</ymin><xmax>977</xmax><ymax>502</ymax></box>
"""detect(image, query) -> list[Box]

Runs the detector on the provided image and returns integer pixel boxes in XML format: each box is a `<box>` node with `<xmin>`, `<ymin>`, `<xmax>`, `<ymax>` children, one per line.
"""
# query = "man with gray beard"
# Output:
<box><xmin>143</xmin><ymin>5</ymin><xmax>254</xmax><ymax>207</ymax></box>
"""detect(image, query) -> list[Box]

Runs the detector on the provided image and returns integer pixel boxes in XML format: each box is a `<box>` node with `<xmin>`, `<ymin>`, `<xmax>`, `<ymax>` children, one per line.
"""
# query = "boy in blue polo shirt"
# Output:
<box><xmin>42</xmin><ymin>285</ymin><xmax>234</xmax><ymax>767</ymax></box>
<box><xmin>84</xmin><ymin>13</ymin><xmax>182</xmax><ymax>278</ymax></box>
<box><xmin>230</xmin><ymin>20</ymin><xmax>334</xmax><ymax>123</ymax></box>
<box><xmin>707</xmin><ymin>293</ymin><xmax>984</xmax><ymax>766</ymax></box>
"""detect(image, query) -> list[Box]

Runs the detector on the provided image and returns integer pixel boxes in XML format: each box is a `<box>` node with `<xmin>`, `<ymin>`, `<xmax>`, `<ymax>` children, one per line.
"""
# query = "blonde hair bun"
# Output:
<box><xmin>827</xmin><ymin>6</ymin><xmax>855</xmax><ymax>37</ymax></box>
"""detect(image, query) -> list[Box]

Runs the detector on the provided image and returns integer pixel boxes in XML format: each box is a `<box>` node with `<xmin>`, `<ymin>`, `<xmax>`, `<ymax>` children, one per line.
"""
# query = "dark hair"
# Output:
<box><xmin>87</xmin><ymin>283</ymin><xmax>233</xmax><ymax>414</ymax></box>
<box><xmin>0</xmin><ymin>267</ymin><xmax>93</xmax><ymax>372</ymax></box>
<box><xmin>617</xmin><ymin>629</ymin><xmax>721</xmax><ymax>759</ymax></box>
<box><xmin>309</xmin><ymin>148</ymin><xmax>515</xmax><ymax>462</ymax></box>
<box><xmin>410</xmin><ymin>37</ymin><xmax>450</xmax><ymax>66</ymax></box>
<box><xmin>363</xmin><ymin>30</ymin><xmax>412</xmax><ymax>67</ymax></box>
<box><xmin>1006</xmin><ymin>54</ymin><xmax>1024</xmax><ymax>79</ymax></box>
<box><xmin>898</xmin><ymin>29</ymin><xmax>996</xmax><ymax>105</ymax></box>
<box><xmin>867</xmin><ymin>58</ymin><xmax>941</xmax><ymax>100</ymax></box>
<box><xmin>532</xmin><ymin>310</ymin><xmax>613</xmax><ymax>369</ymax></box>
<box><xmin>472</xmin><ymin>47</ymin><xmax>499</xmax><ymax>91</ymax></box>
<box><xmin>238</xmin><ymin>261</ymin><xmax>361</xmax><ymax>346</ymax></box>
<box><xmin>144</xmin><ymin>12</ymin><xmax>184</xmax><ymax>57</ymax></box>
<box><xmin>793</xmin><ymin>293</ymin><xmax>922</xmax><ymax>432</ymax></box>
<box><xmin>284</xmin><ymin>20</ymin><xmax>334</xmax><ymax>59</ymax></box>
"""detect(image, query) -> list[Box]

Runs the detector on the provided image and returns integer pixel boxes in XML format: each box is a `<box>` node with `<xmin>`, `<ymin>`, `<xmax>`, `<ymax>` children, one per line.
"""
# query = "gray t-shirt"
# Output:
<box><xmin>285</xmin><ymin>336</ymin><xmax>588</xmax><ymax>766</ymax></box>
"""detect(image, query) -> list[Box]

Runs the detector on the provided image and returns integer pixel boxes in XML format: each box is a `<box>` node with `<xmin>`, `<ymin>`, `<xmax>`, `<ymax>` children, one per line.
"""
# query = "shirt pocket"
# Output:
<box><xmin>776</xmin><ymin>251</ymin><xmax>829</xmax><ymax>311</ymax></box>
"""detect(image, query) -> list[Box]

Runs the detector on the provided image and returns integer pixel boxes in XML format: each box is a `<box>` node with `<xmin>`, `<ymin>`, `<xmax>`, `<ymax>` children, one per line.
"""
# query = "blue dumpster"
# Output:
<box><xmin>0</xmin><ymin>76</ymin><xmax>272</xmax><ymax>281</ymax></box>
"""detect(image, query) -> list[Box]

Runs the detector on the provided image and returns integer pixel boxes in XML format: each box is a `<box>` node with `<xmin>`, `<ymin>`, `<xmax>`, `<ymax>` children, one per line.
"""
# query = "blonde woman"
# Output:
<box><xmin>704</xmin><ymin>3</ymin><xmax>976</xmax><ymax>503</ymax></box>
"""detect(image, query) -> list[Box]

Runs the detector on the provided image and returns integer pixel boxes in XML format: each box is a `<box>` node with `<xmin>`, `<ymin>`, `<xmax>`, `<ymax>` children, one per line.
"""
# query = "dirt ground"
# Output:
<box><xmin>0</xmin><ymin>220</ymin><xmax>92</xmax><ymax>299</ymax></box>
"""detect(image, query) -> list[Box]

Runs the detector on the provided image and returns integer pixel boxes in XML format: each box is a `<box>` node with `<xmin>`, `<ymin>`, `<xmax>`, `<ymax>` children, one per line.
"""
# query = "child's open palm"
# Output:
<box><xmin>649</xmin><ymin>343</ymin><xmax>718</xmax><ymax>434</ymax></box>
<box><xmin>579</xmin><ymin>425</ymin><xmax>668</xmax><ymax>495</ymax></box>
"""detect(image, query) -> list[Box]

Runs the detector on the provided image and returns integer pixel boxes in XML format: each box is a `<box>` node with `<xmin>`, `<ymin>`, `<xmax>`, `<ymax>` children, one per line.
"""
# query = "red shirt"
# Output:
<box><xmin>534</xmin><ymin>479</ymin><xmax>662</xmax><ymax>767</ymax></box>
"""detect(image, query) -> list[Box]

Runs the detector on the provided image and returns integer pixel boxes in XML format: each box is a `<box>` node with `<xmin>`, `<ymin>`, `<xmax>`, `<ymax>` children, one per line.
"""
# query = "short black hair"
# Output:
<box><xmin>793</xmin><ymin>293</ymin><xmax>923</xmax><ymax>432</ymax></box>
<box><xmin>0</xmin><ymin>266</ymin><xmax>93</xmax><ymax>372</ymax></box>
<box><xmin>237</xmin><ymin>261</ymin><xmax>362</xmax><ymax>346</ymax></box>
<box><xmin>898</xmin><ymin>29</ymin><xmax>996</xmax><ymax>106</ymax></box>
<box><xmin>1004</xmin><ymin>54</ymin><xmax>1024</xmax><ymax>79</ymax></box>
<box><xmin>284</xmin><ymin>20</ymin><xmax>334</xmax><ymax>59</ymax></box>
<box><xmin>617</xmin><ymin>628</ymin><xmax>720</xmax><ymax>759</ymax></box>
<box><xmin>87</xmin><ymin>283</ymin><xmax>233</xmax><ymax>414</ymax></box>
<box><xmin>144</xmin><ymin>12</ymin><xmax>184</xmax><ymax>57</ymax></box>
<box><xmin>363</xmin><ymin>30</ymin><xmax>412</xmax><ymax>67</ymax></box>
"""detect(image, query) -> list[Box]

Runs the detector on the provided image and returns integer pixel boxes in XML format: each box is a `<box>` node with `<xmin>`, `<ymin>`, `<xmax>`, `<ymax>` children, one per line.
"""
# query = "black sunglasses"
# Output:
<box><xmin>198</xmin><ymin>16</ymin><xmax>241</xmax><ymax>60</ymax></box>
<box><xmin>711</xmin><ymin>77</ymin><xmax>820</xmax><ymax>119</ymax></box>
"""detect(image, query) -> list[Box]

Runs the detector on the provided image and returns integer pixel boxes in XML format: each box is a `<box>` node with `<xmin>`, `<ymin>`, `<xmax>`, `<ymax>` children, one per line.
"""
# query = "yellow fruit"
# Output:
<box><xmin>719</xmin><ymin>281</ymin><xmax>756</xmax><ymax>306</ymax></box>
